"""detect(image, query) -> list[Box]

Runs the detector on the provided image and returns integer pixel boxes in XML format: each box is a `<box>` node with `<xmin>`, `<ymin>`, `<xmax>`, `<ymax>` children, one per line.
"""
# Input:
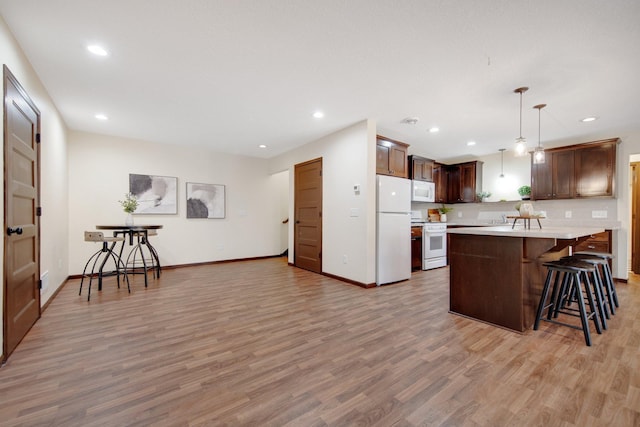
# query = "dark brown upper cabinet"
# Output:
<box><xmin>531</xmin><ymin>138</ymin><xmax>618</xmax><ymax>200</ymax></box>
<box><xmin>409</xmin><ymin>155</ymin><xmax>435</xmax><ymax>182</ymax></box>
<box><xmin>433</xmin><ymin>162</ymin><xmax>448</xmax><ymax>203</ymax></box>
<box><xmin>446</xmin><ymin>161</ymin><xmax>483</xmax><ymax>203</ymax></box>
<box><xmin>575</xmin><ymin>141</ymin><xmax>616</xmax><ymax>197</ymax></box>
<box><xmin>376</xmin><ymin>135</ymin><xmax>409</xmax><ymax>178</ymax></box>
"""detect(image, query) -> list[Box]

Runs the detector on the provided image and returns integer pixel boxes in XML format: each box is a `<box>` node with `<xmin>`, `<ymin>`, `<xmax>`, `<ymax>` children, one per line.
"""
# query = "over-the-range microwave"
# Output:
<box><xmin>411</xmin><ymin>180</ymin><xmax>435</xmax><ymax>202</ymax></box>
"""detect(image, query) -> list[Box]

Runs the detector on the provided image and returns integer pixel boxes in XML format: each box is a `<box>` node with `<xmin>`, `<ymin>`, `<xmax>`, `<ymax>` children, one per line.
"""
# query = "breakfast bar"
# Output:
<box><xmin>447</xmin><ymin>226</ymin><xmax>605</xmax><ymax>332</ymax></box>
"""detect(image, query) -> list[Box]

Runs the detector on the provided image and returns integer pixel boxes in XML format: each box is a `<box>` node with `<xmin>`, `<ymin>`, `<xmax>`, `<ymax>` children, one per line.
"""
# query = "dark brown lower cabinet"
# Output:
<box><xmin>449</xmin><ymin>233</ymin><xmax>572</xmax><ymax>332</ymax></box>
<box><xmin>411</xmin><ymin>226</ymin><xmax>422</xmax><ymax>271</ymax></box>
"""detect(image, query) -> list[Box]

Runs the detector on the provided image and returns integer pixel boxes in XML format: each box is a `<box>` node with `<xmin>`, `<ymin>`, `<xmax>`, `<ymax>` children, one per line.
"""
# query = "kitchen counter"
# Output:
<box><xmin>447</xmin><ymin>225</ymin><xmax>605</xmax><ymax>239</ymax></box>
<box><xmin>447</xmin><ymin>226</ymin><xmax>604</xmax><ymax>332</ymax></box>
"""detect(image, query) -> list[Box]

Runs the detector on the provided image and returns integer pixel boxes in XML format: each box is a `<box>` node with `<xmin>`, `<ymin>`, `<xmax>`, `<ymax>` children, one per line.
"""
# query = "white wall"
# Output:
<box><xmin>479</xmin><ymin>152</ymin><xmax>531</xmax><ymax>202</ymax></box>
<box><xmin>269</xmin><ymin>120</ymin><xmax>377</xmax><ymax>285</ymax></box>
<box><xmin>1</xmin><ymin>15</ymin><xmax>70</xmax><ymax>353</ymax></box>
<box><xmin>68</xmin><ymin>131</ymin><xmax>284</xmax><ymax>274</ymax></box>
<box><xmin>271</xmin><ymin>170</ymin><xmax>290</xmax><ymax>254</ymax></box>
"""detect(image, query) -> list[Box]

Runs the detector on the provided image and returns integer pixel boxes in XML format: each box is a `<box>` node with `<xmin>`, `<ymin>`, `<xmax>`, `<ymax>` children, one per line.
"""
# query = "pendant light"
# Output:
<box><xmin>499</xmin><ymin>148</ymin><xmax>506</xmax><ymax>178</ymax></box>
<box><xmin>533</xmin><ymin>104</ymin><xmax>546</xmax><ymax>164</ymax></box>
<box><xmin>513</xmin><ymin>87</ymin><xmax>529</xmax><ymax>156</ymax></box>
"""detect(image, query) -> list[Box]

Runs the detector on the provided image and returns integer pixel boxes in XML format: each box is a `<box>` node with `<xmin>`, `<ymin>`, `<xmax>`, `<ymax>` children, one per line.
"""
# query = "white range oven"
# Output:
<box><xmin>423</xmin><ymin>223</ymin><xmax>447</xmax><ymax>270</ymax></box>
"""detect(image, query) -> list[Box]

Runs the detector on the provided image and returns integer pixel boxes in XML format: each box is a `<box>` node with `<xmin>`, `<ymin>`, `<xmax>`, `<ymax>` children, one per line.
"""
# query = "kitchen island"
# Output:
<box><xmin>447</xmin><ymin>226</ymin><xmax>605</xmax><ymax>332</ymax></box>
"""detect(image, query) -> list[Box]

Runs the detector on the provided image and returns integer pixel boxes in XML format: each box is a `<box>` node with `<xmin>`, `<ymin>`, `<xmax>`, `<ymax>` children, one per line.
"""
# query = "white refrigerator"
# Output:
<box><xmin>376</xmin><ymin>175</ymin><xmax>412</xmax><ymax>285</ymax></box>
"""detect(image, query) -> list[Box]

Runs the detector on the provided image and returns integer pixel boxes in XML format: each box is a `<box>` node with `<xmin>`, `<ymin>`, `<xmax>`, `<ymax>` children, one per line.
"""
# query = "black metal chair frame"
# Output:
<box><xmin>80</xmin><ymin>232</ymin><xmax>130</xmax><ymax>301</ymax></box>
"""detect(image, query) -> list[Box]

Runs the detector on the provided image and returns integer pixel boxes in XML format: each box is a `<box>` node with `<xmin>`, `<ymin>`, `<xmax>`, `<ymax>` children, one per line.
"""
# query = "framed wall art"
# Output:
<box><xmin>129</xmin><ymin>173</ymin><xmax>178</xmax><ymax>214</ymax></box>
<box><xmin>186</xmin><ymin>182</ymin><xmax>225</xmax><ymax>219</ymax></box>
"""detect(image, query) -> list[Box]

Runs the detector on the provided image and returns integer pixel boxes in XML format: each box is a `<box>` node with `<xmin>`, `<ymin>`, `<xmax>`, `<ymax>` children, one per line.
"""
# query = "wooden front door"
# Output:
<box><xmin>3</xmin><ymin>66</ymin><xmax>41</xmax><ymax>361</ymax></box>
<box><xmin>294</xmin><ymin>158</ymin><xmax>322</xmax><ymax>273</ymax></box>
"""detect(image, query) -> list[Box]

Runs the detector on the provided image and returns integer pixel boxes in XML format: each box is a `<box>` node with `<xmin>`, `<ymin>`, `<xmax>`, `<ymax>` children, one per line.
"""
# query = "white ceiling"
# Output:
<box><xmin>1</xmin><ymin>0</ymin><xmax>639</xmax><ymax>162</ymax></box>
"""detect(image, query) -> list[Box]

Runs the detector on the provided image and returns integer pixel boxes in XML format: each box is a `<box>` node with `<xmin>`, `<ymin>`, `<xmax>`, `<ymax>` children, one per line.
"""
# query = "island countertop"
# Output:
<box><xmin>447</xmin><ymin>225</ymin><xmax>605</xmax><ymax>239</ymax></box>
<box><xmin>447</xmin><ymin>226</ymin><xmax>605</xmax><ymax>332</ymax></box>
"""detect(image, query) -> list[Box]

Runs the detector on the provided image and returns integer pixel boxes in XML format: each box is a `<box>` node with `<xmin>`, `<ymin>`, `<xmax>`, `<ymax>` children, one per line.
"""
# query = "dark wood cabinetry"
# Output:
<box><xmin>575</xmin><ymin>142</ymin><xmax>616</xmax><ymax>197</ymax></box>
<box><xmin>532</xmin><ymin>138</ymin><xmax>618</xmax><ymax>200</ymax></box>
<box><xmin>574</xmin><ymin>230</ymin><xmax>612</xmax><ymax>269</ymax></box>
<box><xmin>433</xmin><ymin>162</ymin><xmax>447</xmax><ymax>203</ymax></box>
<box><xmin>411</xmin><ymin>226</ymin><xmax>422</xmax><ymax>271</ymax></box>
<box><xmin>574</xmin><ymin>230</ymin><xmax>611</xmax><ymax>254</ymax></box>
<box><xmin>376</xmin><ymin>136</ymin><xmax>409</xmax><ymax>178</ymax></box>
<box><xmin>531</xmin><ymin>155</ymin><xmax>553</xmax><ymax>200</ymax></box>
<box><xmin>553</xmin><ymin>150</ymin><xmax>575</xmax><ymax>199</ymax></box>
<box><xmin>446</xmin><ymin>161</ymin><xmax>483</xmax><ymax>203</ymax></box>
<box><xmin>409</xmin><ymin>155</ymin><xmax>434</xmax><ymax>181</ymax></box>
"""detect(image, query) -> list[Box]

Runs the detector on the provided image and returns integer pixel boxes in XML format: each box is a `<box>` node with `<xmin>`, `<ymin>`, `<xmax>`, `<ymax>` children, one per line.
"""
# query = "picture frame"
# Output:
<box><xmin>129</xmin><ymin>173</ymin><xmax>178</xmax><ymax>214</ymax></box>
<box><xmin>186</xmin><ymin>182</ymin><xmax>225</xmax><ymax>219</ymax></box>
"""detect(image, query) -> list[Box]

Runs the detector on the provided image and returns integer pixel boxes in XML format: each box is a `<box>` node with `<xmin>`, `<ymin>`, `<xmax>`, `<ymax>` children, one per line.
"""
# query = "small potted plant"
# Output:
<box><xmin>119</xmin><ymin>193</ymin><xmax>138</xmax><ymax>225</ymax></box>
<box><xmin>438</xmin><ymin>204</ymin><xmax>453</xmax><ymax>222</ymax></box>
<box><xmin>476</xmin><ymin>191</ymin><xmax>492</xmax><ymax>202</ymax></box>
<box><xmin>517</xmin><ymin>185</ymin><xmax>531</xmax><ymax>200</ymax></box>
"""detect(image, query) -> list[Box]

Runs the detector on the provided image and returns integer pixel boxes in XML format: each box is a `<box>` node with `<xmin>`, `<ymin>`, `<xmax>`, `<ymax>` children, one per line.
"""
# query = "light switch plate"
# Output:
<box><xmin>565</xmin><ymin>211</ymin><xmax>572</xmax><ymax>218</ymax></box>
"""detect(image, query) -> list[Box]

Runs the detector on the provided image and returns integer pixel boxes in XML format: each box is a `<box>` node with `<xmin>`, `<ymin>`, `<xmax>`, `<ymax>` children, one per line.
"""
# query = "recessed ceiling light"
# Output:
<box><xmin>95</xmin><ymin>113</ymin><xmax>108</xmax><ymax>120</ymax></box>
<box><xmin>428</xmin><ymin>127</ymin><xmax>439</xmax><ymax>133</ymax></box>
<box><xmin>258</xmin><ymin>144</ymin><xmax>267</xmax><ymax>148</ymax></box>
<box><xmin>87</xmin><ymin>45</ymin><xmax>108</xmax><ymax>56</ymax></box>
<box><xmin>580</xmin><ymin>116</ymin><xmax>598</xmax><ymax>122</ymax></box>
<box><xmin>313</xmin><ymin>111</ymin><xmax>324</xmax><ymax>119</ymax></box>
<box><xmin>467</xmin><ymin>141</ymin><xmax>476</xmax><ymax>146</ymax></box>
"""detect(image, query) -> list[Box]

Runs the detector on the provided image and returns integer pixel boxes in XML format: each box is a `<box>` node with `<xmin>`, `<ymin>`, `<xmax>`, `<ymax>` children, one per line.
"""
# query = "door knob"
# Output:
<box><xmin>7</xmin><ymin>226</ymin><xmax>23</xmax><ymax>236</ymax></box>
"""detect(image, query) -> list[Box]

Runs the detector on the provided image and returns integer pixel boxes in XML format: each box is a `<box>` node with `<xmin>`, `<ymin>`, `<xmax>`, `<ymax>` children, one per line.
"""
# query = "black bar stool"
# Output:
<box><xmin>569</xmin><ymin>254</ymin><xmax>615</xmax><ymax>317</ymax></box>
<box><xmin>126</xmin><ymin>229</ymin><xmax>160</xmax><ymax>287</ymax></box>
<box><xmin>534</xmin><ymin>259</ymin><xmax>602</xmax><ymax>346</ymax></box>
<box><xmin>561</xmin><ymin>255</ymin><xmax>609</xmax><ymax>331</ymax></box>
<box><xmin>574</xmin><ymin>251</ymin><xmax>618</xmax><ymax>312</ymax></box>
<box><xmin>80</xmin><ymin>231</ymin><xmax>130</xmax><ymax>301</ymax></box>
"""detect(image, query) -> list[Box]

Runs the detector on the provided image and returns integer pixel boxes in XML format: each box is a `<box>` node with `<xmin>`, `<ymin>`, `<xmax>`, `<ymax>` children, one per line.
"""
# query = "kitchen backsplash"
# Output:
<box><xmin>412</xmin><ymin>198</ymin><xmax>621</xmax><ymax>228</ymax></box>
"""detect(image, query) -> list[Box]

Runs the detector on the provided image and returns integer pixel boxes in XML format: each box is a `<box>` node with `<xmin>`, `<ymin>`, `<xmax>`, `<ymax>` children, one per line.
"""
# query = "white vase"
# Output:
<box><xmin>440</xmin><ymin>213</ymin><xmax>447</xmax><ymax>222</ymax></box>
<box><xmin>125</xmin><ymin>213</ymin><xmax>134</xmax><ymax>226</ymax></box>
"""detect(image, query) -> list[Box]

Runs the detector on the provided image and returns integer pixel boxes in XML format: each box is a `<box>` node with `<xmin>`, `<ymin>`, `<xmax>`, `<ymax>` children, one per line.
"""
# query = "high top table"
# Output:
<box><xmin>95</xmin><ymin>225</ymin><xmax>163</xmax><ymax>288</ymax></box>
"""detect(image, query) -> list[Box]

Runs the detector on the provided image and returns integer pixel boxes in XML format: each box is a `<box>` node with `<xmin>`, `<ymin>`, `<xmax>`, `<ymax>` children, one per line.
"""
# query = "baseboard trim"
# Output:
<box><xmin>321</xmin><ymin>271</ymin><xmax>375</xmax><ymax>288</ymax></box>
<box><xmin>68</xmin><ymin>254</ymin><xmax>285</xmax><ymax>280</ymax></box>
<box><xmin>41</xmin><ymin>277</ymin><xmax>69</xmax><ymax>312</ymax></box>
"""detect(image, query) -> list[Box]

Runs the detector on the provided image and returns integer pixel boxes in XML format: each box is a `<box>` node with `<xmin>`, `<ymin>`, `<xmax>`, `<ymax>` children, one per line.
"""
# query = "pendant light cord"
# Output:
<box><xmin>519</xmin><ymin>91</ymin><xmax>523</xmax><ymax>139</ymax></box>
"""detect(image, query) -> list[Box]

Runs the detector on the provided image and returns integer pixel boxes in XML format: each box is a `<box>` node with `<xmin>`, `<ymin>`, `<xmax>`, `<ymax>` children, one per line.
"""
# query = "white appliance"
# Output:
<box><xmin>423</xmin><ymin>223</ymin><xmax>447</xmax><ymax>270</ymax></box>
<box><xmin>376</xmin><ymin>175</ymin><xmax>412</xmax><ymax>285</ymax></box>
<box><xmin>411</xmin><ymin>180</ymin><xmax>435</xmax><ymax>202</ymax></box>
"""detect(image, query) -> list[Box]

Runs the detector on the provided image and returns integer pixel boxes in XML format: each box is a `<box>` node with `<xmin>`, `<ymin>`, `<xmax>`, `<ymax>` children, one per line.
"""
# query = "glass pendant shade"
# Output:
<box><xmin>513</xmin><ymin>87</ymin><xmax>529</xmax><ymax>157</ymax></box>
<box><xmin>533</xmin><ymin>146</ymin><xmax>545</xmax><ymax>164</ymax></box>
<box><xmin>533</xmin><ymin>103</ymin><xmax>547</xmax><ymax>164</ymax></box>
<box><xmin>514</xmin><ymin>137</ymin><xmax>527</xmax><ymax>157</ymax></box>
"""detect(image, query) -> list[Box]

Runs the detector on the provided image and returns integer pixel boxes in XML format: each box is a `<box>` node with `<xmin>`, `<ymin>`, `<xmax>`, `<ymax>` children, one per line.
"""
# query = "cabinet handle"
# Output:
<box><xmin>587</xmin><ymin>245</ymin><xmax>596</xmax><ymax>249</ymax></box>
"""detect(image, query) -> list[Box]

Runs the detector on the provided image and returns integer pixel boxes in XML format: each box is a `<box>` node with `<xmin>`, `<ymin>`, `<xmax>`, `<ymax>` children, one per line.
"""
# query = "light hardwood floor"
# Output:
<box><xmin>0</xmin><ymin>258</ymin><xmax>639</xmax><ymax>426</ymax></box>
